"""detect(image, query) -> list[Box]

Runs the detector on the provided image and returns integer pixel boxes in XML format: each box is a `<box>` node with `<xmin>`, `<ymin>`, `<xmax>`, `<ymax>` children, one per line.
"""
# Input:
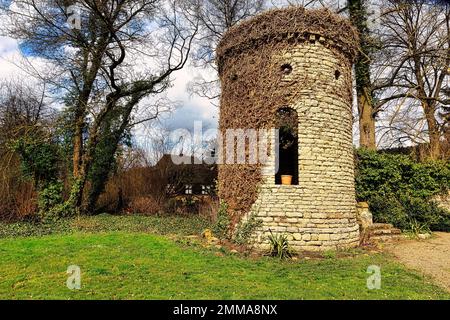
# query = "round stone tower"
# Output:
<box><xmin>216</xmin><ymin>7</ymin><xmax>360</xmax><ymax>251</ymax></box>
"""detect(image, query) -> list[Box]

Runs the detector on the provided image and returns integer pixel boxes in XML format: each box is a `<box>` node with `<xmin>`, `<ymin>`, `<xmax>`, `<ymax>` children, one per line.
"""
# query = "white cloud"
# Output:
<box><xmin>0</xmin><ymin>36</ymin><xmax>23</xmax><ymax>80</ymax></box>
<box><xmin>0</xmin><ymin>36</ymin><xmax>18</xmax><ymax>55</ymax></box>
<box><xmin>0</xmin><ymin>36</ymin><xmax>51</xmax><ymax>84</ymax></box>
<box><xmin>164</xmin><ymin>64</ymin><xmax>218</xmax><ymax>130</ymax></box>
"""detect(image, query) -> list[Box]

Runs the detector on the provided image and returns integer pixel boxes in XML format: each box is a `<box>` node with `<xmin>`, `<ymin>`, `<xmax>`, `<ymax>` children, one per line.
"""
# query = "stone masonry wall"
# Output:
<box><xmin>241</xmin><ymin>40</ymin><xmax>360</xmax><ymax>252</ymax></box>
<box><xmin>434</xmin><ymin>192</ymin><xmax>450</xmax><ymax>212</ymax></box>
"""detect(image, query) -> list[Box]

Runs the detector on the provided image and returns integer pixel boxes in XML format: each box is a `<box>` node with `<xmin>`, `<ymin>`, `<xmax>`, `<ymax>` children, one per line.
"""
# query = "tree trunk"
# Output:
<box><xmin>348</xmin><ymin>0</ymin><xmax>377</xmax><ymax>150</ymax></box>
<box><xmin>358</xmin><ymin>88</ymin><xmax>376</xmax><ymax>149</ymax></box>
<box><xmin>85</xmin><ymin>140</ymin><xmax>120</xmax><ymax>214</ymax></box>
<box><xmin>72</xmin><ymin>120</ymin><xmax>83</xmax><ymax>178</ymax></box>
<box><xmin>424</xmin><ymin>103</ymin><xmax>441</xmax><ymax>159</ymax></box>
<box><xmin>69</xmin><ymin>42</ymin><xmax>110</xmax><ymax>212</ymax></box>
<box><xmin>85</xmin><ymin>104</ymin><xmax>134</xmax><ymax>213</ymax></box>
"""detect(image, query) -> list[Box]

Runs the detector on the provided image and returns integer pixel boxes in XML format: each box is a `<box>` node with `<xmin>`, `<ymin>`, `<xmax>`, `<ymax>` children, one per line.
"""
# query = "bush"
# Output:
<box><xmin>38</xmin><ymin>182</ymin><xmax>64</xmax><ymax>217</ymax></box>
<box><xmin>127</xmin><ymin>196</ymin><xmax>162</xmax><ymax>215</ymax></box>
<box><xmin>355</xmin><ymin>149</ymin><xmax>450</xmax><ymax>201</ymax></box>
<box><xmin>162</xmin><ymin>196</ymin><xmax>208</xmax><ymax>216</ymax></box>
<box><xmin>401</xmin><ymin>196</ymin><xmax>450</xmax><ymax>232</ymax></box>
<box><xmin>12</xmin><ymin>136</ymin><xmax>60</xmax><ymax>184</ymax></box>
<box><xmin>198</xmin><ymin>197</ymin><xmax>219</xmax><ymax>222</ymax></box>
<box><xmin>234</xmin><ymin>213</ymin><xmax>262</xmax><ymax>245</ymax></box>
<box><xmin>212</xmin><ymin>200</ymin><xmax>230</xmax><ymax>239</ymax></box>
<box><xmin>367</xmin><ymin>193</ymin><xmax>450</xmax><ymax>231</ymax></box>
<box><xmin>355</xmin><ymin>148</ymin><xmax>450</xmax><ymax>231</ymax></box>
<box><xmin>367</xmin><ymin>193</ymin><xmax>408</xmax><ymax>228</ymax></box>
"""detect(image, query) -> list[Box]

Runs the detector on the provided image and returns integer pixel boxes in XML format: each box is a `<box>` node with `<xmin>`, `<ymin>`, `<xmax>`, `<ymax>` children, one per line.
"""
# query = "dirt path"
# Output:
<box><xmin>385</xmin><ymin>232</ymin><xmax>450</xmax><ymax>292</ymax></box>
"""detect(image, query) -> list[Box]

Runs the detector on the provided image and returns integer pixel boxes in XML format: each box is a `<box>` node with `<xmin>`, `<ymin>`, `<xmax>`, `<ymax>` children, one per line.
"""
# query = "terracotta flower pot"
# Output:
<box><xmin>281</xmin><ymin>175</ymin><xmax>293</xmax><ymax>185</ymax></box>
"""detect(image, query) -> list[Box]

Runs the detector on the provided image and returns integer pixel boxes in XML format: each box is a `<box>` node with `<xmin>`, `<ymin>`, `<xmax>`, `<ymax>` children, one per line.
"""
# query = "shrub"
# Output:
<box><xmin>367</xmin><ymin>193</ymin><xmax>408</xmax><ymax>228</ymax></box>
<box><xmin>367</xmin><ymin>193</ymin><xmax>450</xmax><ymax>232</ymax></box>
<box><xmin>401</xmin><ymin>196</ymin><xmax>450</xmax><ymax>232</ymax></box>
<box><xmin>198</xmin><ymin>197</ymin><xmax>219</xmax><ymax>222</ymax></box>
<box><xmin>355</xmin><ymin>148</ymin><xmax>450</xmax><ymax>232</ymax></box>
<box><xmin>12</xmin><ymin>135</ymin><xmax>60</xmax><ymax>186</ymax></box>
<box><xmin>212</xmin><ymin>200</ymin><xmax>230</xmax><ymax>239</ymax></box>
<box><xmin>355</xmin><ymin>149</ymin><xmax>450</xmax><ymax>201</ymax></box>
<box><xmin>127</xmin><ymin>196</ymin><xmax>162</xmax><ymax>215</ymax></box>
<box><xmin>234</xmin><ymin>212</ymin><xmax>262</xmax><ymax>245</ymax></box>
<box><xmin>162</xmin><ymin>196</ymin><xmax>207</xmax><ymax>216</ymax></box>
<box><xmin>178</xmin><ymin>196</ymin><xmax>201</xmax><ymax>215</ymax></box>
<box><xmin>9</xmin><ymin>134</ymin><xmax>64</xmax><ymax>221</ymax></box>
<box><xmin>38</xmin><ymin>181</ymin><xmax>64</xmax><ymax>221</ymax></box>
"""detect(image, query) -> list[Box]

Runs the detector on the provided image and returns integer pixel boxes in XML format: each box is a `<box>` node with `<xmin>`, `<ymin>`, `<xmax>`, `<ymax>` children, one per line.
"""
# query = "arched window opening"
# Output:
<box><xmin>275</xmin><ymin>107</ymin><xmax>298</xmax><ymax>185</ymax></box>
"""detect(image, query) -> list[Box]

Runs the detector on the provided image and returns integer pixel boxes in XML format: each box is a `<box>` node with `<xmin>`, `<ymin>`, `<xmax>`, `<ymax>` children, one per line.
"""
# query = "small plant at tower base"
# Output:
<box><xmin>233</xmin><ymin>212</ymin><xmax>263</xmax><ymax>245</ymax></box>
<box><xmin>266</xmin><ymin>229</ymin><xmax>293</xmax><ymax>260</ymax></box>
<box><xmin>406</xmin><ymin>218</ymin><xmax>431</xmax><ymax>238</ymax></box>
<box><xmin>212</xmin><ymin>200</ymin><xmax>231</xmax><ymax>239</ymax></box>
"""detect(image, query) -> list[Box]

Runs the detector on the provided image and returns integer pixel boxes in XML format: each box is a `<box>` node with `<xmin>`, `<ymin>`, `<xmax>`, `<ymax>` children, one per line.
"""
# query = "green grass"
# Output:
<box><xmin>0</xmin><ymin>230</ymin><xmax>449</xmax><ymax>300</ymax></box>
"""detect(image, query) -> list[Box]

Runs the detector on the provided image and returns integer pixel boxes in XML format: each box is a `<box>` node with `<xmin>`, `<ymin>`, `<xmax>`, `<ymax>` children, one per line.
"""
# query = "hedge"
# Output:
<box><xmin>355</xmin><ymin>148</ymin><xmax>450</xmax><ymax>232</ymax></box>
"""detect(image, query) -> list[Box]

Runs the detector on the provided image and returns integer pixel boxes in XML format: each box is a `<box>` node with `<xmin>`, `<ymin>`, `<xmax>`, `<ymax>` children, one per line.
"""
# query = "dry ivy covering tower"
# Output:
<box><xmin>216</xmin><ymin>7</ymin><xmax>361</xmax><ymax>251</ymax></box>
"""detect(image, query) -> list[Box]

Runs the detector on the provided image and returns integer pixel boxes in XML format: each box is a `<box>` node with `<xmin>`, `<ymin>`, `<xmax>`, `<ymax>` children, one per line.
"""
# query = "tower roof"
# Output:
<box><xmin>217</xmin><ymin>7</ymin><xmax>359</xmax><ymax>65</ymax></box>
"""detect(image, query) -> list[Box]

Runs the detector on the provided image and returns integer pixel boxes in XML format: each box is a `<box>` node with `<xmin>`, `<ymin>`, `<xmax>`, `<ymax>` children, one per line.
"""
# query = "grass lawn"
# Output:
<box><xmin>0</xmin><ymin>215</ymin><xmax>449</xmax><ymax>299</ymax></box>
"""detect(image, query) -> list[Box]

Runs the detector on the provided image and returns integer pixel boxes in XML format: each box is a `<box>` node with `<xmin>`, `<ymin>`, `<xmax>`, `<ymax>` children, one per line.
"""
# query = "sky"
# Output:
<box><xmin>0</xmin><ymin>35</ymin><xmax>23</xmax><ymax>75</ymax></box>
<box><xmin>156</xmin><ymin>65</ymin><xmax>219</xmax><ymax>132</ymax></box>
<box><xmin>0</xmin><ymin>0</ymin><xmax>218</xmax><ymax>125</ymax></box>
<box><xmin>0</xmin><ymin>1</ymin><xmax>328</xmax><ymax>134</ymax></box>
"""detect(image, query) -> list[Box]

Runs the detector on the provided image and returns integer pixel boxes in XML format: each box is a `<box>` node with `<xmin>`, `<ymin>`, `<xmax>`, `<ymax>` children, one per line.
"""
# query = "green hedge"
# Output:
<box><xmin>355</xmin><ymin>149</ymin><xmax>450</xmax><ymax>231</ymax></box>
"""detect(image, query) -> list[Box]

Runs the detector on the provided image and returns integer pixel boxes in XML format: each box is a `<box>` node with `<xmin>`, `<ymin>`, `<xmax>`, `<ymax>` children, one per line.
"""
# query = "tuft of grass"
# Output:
<box><xmin>405</xmin><ymin>218</ymin><xmax>431</xmax><ymax>237</ymax></box>
<box><xmin>0</xmin><ymin>232</ymin><xmax>448</xmax><ymax>300</ymax></box>
<box><xmin>323</xmin><ymin>250</ymin><xmax>337</xmax><ymax>259</ymax></box>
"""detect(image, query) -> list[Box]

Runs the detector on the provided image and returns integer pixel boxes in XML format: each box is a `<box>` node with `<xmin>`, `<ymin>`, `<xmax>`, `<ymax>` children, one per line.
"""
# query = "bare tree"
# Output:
<box><xmin>0</xmin><ymin>0</ymin><xmax>198</xmax><ymax>214</ymax></box>
<box><xmin>180</xmin><ymin>0</ymin><xmax>266</xmax><ymax>102</ymax></box>
<box><xmin>374</xmin><ymin>0</ymin><xmax>450</xmax><ymax>158</ymax></box>
<box><xmin>442</xmin><ymin>88</ymin><xmax>450</xmax><ymax>142</ymax></box>
<box><xmin>0</xmin><ymin>80</ymin><xmax>51</xmax><ymax>140</ymax></box>
<box><xmin>0</xmin><ymin>80</ymin><xmax>54</xmax><ymax>221</ymax></box>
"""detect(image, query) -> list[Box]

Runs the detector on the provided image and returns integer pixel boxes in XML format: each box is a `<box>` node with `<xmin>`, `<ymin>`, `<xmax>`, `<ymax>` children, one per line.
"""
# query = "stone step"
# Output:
<box><xmin>369</xmin><ymin>234</ymin><xmax>404</xmax><ymax>242</ymax></box>
<box><xmin>360</xmin><ymin>223</ymin><xmax>403</xmax><ymax>244</ymax></box>
<box><xmin>370</xmin><ymin>228</ymin><xmax>402</xmax><ymax>236</ymax></box>
<box><xmin>369</xmin><ymin>223</ymin><xmax>394</xmax><ymax>230</ymax></box>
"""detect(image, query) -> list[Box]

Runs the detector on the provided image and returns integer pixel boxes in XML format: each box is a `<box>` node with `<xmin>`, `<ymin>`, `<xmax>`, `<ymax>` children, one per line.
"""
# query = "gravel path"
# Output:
<box><xmin>385</xmin><ymin>232</ymin><xmax>450</xmax><ymax>292</ymax></box>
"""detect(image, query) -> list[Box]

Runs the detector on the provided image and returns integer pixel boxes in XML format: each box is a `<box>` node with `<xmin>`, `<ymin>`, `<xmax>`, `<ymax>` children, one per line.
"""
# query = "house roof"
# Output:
<box><xmin>155</xmin><ymin>154</ymin><xmax>204</xmax><ymax>167</ymax></box>
<box><xmin>153</xmin><ymin>154</ymin><xmax>217</xmax><ymax>185</ymax></box>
